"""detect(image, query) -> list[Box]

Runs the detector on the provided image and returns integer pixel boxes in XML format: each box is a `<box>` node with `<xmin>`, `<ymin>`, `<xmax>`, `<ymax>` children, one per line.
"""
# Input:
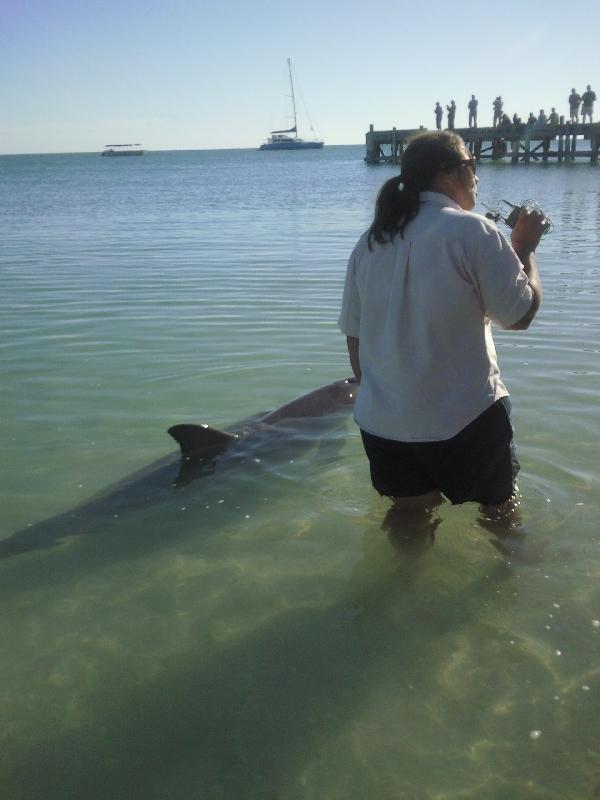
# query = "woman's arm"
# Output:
<box><xmin>508</xmin><ymin>209</ymin><xmax>545</xmax><ymax>330</ymax></box>
<box><xmin>346</xmin><ymin>336</ymin><xmax>362</xmax><ymax>383</ymax></box>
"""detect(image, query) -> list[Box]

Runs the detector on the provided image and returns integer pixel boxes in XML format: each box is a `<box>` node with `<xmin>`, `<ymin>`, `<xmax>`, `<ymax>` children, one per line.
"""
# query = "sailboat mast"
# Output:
<box><xmin>259</xmin><ymin>59</ymin><xmax>323</xmax><ymax>149</ymax></box>
<box><xmin>287</xmin><ymin>58</ymin><xmax>298</xmax><ymax>132</ymax></box>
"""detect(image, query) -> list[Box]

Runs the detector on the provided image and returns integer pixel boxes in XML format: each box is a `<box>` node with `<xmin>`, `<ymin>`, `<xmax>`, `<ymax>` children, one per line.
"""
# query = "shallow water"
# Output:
<box><xmin>1</xmin><ymin>146</ymin><xmax>599</xmax><ymax>799</ymax></box>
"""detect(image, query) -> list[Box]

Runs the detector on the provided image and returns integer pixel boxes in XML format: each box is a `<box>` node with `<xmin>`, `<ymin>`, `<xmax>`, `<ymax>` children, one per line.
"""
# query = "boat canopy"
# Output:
<box><xmin>270</xmin><ymin>126</ymin><xmax>297</xmax><ymax>135</ymax></box>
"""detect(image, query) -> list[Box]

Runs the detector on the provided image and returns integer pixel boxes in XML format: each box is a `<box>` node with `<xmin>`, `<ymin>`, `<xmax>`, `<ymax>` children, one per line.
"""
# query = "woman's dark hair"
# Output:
<box><xmin>367</xmin><ymin>131</ymin><xmax>466</xmax><ymax>248</ymax></box>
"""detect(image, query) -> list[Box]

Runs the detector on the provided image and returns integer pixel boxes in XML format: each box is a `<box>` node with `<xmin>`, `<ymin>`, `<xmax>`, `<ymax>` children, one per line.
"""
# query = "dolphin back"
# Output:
<box><xmin>260</xmin><ymin>378</ymin><xmax>356</xmax><ymax>425</ymax></box>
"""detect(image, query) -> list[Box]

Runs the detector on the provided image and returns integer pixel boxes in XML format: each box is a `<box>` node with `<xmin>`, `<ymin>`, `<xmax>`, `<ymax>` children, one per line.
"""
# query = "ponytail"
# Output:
<box><xmin>367</xmin><ymin>175</ymin><xmax>420</xmax><ymax>248</ymax></box>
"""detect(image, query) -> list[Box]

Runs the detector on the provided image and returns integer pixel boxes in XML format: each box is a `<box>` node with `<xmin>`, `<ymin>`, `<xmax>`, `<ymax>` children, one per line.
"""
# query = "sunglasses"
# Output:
<box><xmin>458</xmin><ymin>157</ymin><xmax>477</xmax><ymax>174</ymax></box>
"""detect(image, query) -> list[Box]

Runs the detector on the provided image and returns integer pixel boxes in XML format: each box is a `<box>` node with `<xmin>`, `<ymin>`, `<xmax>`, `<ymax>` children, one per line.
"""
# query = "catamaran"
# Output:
<box><xmin>259</xmin><ymin>60</ymin><xmax>324</xmax><ymax>151</ymax></box>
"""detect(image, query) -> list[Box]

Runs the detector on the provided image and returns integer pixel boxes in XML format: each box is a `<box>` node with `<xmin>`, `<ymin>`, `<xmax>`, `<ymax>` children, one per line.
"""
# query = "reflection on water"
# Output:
<box><xmin>1</xmin><ymin>148</ymin><xmax>599</xmax><ymax>799</ymax></box>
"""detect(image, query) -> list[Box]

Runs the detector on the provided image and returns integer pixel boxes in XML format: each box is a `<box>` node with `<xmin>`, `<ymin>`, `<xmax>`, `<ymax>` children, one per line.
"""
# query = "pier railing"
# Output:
<box><xmin>365</xmin><ymin>120</ymin><xmax>600</xmax><ymax>165</ymax></box>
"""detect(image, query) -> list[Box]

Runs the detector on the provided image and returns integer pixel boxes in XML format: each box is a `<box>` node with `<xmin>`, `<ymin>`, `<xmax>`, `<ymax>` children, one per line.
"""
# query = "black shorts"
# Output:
<box><xmin>360</xmin><ymin>398</ymin><xmax>519</xmax><ymax>506</ymax></box>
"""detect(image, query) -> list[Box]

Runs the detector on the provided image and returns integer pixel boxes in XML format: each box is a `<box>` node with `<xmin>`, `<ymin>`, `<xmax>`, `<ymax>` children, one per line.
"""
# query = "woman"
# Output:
<box><xmin>339</xmin><ymin>132</ymin><xmax>545</xmax><ymax>526</ymax></box>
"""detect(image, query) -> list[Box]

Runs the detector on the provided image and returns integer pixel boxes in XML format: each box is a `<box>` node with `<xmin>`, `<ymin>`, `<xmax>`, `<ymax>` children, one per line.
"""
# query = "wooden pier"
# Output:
<box><xmin>365</xmin><ymin>119</ymin><xmax>600</xmax><ymax>165</ymax></box>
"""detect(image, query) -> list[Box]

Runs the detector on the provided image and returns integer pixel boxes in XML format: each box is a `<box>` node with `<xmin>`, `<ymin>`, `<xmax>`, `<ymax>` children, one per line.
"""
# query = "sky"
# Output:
<box><xmin>1</xmin><ymin>0</ymin><xmax>599</xmax><ymax>154</ymax></box>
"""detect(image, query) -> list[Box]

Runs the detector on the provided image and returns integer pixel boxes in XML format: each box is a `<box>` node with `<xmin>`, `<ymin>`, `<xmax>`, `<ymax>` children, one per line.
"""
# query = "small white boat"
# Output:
<box><xmin>101</xmin><ymin>144</ymin><xmax>144</xmax><ymax>157</ymax></box>
<box><xmin>260</xmin><ymin>60</ymin><xmax>323</xmax><ymax>151</ymax></box>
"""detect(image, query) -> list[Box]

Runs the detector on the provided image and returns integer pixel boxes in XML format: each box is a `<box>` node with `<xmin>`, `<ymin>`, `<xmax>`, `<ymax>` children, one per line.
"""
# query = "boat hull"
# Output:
<box><xmin>101</xmin><ymin>150</ymin><xmax>144</xmax><ymax>157</ymax></box>
<box><xmin>259</xmin><ymin>141</ymin><xmax>323</xmax><ymax>151</ymax></box>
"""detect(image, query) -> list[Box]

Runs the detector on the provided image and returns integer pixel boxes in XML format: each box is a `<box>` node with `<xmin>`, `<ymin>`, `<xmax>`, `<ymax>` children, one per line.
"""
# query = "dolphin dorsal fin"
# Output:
<box><xmin>168</xmin><ymin>424</ymin><xmax>238</xmax><ymax>458</ymax></box>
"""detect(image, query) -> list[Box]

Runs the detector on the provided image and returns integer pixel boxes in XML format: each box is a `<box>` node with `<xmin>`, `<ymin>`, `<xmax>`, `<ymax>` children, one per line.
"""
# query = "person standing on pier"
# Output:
<box><xmin>581</xmin><ymin>85</ymin><xmax>596</xmax><ymax>123</ymax></box>
<box><xmin>339</xmin><ymin>131</ymin><xmax>545</xmax><ymax>545</ymax></box>
<box><xmin>548</xmin><ymin>108</ymin><xmax>559</xmax><ymax>126</ymax></box>
<box><xmin>493</xmin><ymin>97</ymin><xmax>504</xmax><ymax>127</ymax></box>
<box><xmin>468</xmin><ymin>95</ymin><xmax>478</xmax><ymax>128</ymax></box>
<box><xmin>446</xmin><ymin>100</ymin><xmax>456</xmax><ymax>130</ymax></box>
<box><xmin>537</xmin><ymin>110</ymin><xmax>547</xmax><ymax>124</ymax></box>
<box><xmin>435</xmin><ymin>102</ymin><xmax>443</xmax><ymax>131</ymax></box>
<box><xmin>569</xmin><ymin>88</ymin><xmax>581</xmax><ymax>122</ymax></box>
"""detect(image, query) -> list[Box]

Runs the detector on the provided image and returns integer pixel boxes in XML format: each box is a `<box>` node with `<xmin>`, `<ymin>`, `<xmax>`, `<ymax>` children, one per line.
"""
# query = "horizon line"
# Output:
<box><xmin>0</xmin><ymin>143</ymin><xmax>364</xmax><ymax>157</ymax></box>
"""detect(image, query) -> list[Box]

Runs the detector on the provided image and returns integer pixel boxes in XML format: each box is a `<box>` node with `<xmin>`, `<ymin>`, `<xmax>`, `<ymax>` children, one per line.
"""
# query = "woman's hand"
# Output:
<box><xmin>511</xmin><ymin>207</ymin><xmax>547</xmax><ymax>256</ymax></box>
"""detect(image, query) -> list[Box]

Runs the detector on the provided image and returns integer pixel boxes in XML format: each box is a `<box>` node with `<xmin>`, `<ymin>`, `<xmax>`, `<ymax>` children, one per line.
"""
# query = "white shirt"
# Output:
<box><xmin>338</xmin><ymin>191</ymin><xmax>534</xmax><ymax>441</ymax></box>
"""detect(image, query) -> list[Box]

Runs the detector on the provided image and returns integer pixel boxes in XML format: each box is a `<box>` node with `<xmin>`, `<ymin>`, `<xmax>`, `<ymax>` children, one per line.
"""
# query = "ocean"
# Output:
<box><xmin>1</xmin><ymin>145</ymin><xmax>599</xmax><ymax>799</ymax></box>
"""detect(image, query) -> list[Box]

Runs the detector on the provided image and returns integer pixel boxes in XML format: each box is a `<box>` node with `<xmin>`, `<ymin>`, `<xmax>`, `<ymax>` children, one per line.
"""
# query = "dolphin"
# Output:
<box><xmin>1</xmin><ymin>379</ymin><xmax>357</xmax><ymax>559</ymax></box>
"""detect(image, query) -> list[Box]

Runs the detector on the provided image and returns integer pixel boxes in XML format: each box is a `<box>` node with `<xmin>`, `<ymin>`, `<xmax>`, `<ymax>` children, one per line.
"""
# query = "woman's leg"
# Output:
<box><xmin>383</xmin><ymin>491</ymin><xmax>445</xmax><ymax>553</ymax></box>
